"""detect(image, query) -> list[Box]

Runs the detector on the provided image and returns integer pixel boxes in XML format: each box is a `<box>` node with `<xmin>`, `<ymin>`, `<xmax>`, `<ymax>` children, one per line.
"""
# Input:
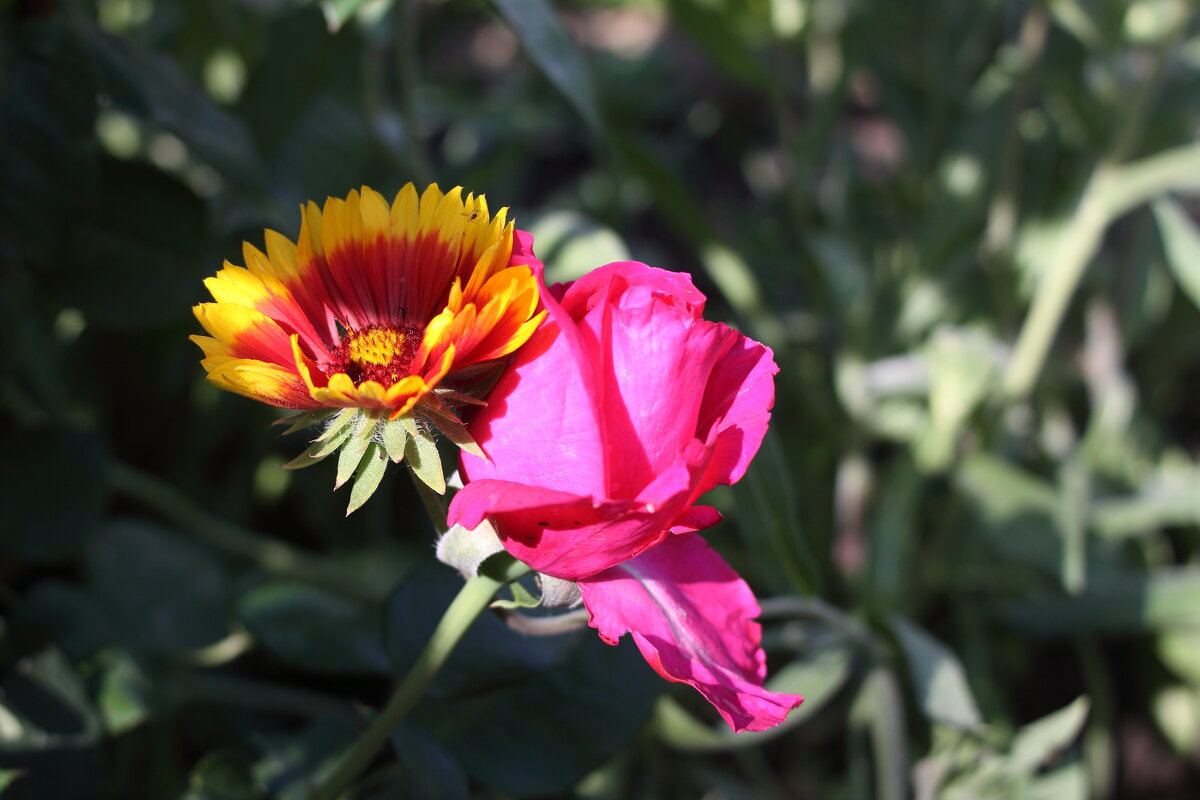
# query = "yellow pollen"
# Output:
<box><xmin>347</xmin><ymin>328</ymin><xmax>403</xmax><ymax>368</ymax></box>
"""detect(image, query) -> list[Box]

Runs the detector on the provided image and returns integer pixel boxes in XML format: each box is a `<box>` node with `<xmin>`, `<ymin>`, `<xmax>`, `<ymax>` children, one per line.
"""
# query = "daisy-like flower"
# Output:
<box><xmin>191</xmin><ymin>183</ymin><xmax>545</xmax><ymax>511</ymax></box>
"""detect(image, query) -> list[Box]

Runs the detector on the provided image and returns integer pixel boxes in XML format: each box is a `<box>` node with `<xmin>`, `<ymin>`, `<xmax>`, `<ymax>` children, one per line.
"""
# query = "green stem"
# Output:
<box><xmin>1002</xmin><ymin>167</ymin><xmax>1113</xmax><ymax>398</ymax></box>
<box><xmin>1002</xmin><ymin>14</ymin><xmax>1192</xmax><ymax>399</ymax></box>
<box><xmin>313</xmin><ymin>559</ymin><xmax>526</xmax><ymax>800</ymax></box>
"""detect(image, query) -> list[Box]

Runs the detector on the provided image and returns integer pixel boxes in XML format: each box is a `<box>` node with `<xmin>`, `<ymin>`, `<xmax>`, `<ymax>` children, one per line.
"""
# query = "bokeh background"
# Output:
<box><xmin>4</xmin><ymin>0</ymin><xmax>1200</xmax><ymax>797</ymax></box>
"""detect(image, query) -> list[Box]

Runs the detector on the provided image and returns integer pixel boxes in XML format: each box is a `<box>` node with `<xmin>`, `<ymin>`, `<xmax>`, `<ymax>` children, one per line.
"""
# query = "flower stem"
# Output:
<box><xmin>312</xmin><ymin>556</ymin><xmax>528</xmax><ymax>800</ymax></box>
<box><xmin>1002</xmin><ymin>12</ymin><xmax>1191</xmax><ymax>399</ymax></box>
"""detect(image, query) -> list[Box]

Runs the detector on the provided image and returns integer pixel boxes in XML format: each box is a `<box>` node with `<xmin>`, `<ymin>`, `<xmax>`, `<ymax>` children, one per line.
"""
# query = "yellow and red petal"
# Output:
<box><xmin>203</xmin><ymin>357</ymin><xmax>317</xmax><ymax>409</ymax></box>
<box><xmin>193</xmin><ymin>302</ymin><xmax>299</xmax><ymax>369</ymax></box>
<box><xmin>194</xmin><ymin>182</ymin><xmax>545</xmax><ymax>418</ymax></box>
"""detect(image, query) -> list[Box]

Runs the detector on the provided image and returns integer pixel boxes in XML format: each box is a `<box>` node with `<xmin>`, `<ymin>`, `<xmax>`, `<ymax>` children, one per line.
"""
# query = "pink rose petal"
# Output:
<box><xmin>578</xmin><ymin>533</ymin><xmax>803</xmax><ymax>733</ymax></box>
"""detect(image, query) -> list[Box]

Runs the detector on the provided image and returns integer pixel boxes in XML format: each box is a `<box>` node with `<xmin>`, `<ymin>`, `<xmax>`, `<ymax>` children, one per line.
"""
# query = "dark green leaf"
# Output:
<box><xmin>385</xmin><ymin>560</ymin><xmax>572</xmax><ymax>697</ymax></box>
<box><xmin>86</xmin><ymin>520</ymin><xmax>231</xmax><ymax>655</ymax></box>
<box><xmin>373</xmin><ymin>725</ymin><xmax>469</xmax><ymax>800</ymax></box>
<box><xmin>188</xmin><ymin>751</ymin><xmax>263</xmax><ymax>800</ymax></box>
<box><xmin>11</xmin><ymin>582</ymin><xmax>111</xmax><ymax>661</ymax></box>
<box><xmin>992</xmin><ymin>567</ymin><xmax>1200</xmax><ymax>635</ymax></box>
<box><xmin>491</xmin><ymin>0</ymin><xmax>605</xmax><ymax>138</ymax></box>
<box><xmin>62</xmin><ymin>158</ymin><xmax>209</xmax><ymax>329</ymax></box>
<box><xmin>0</xmin><ymin>429</ymin><xmax>108</xmax><ymax>563</ymax></box>
<box><xmin>731</xmin><ymin>430</ymin><xmax>818</xmax><ymax>594</ymax></box>
<box><xmin>667</xmin><ymin>0</ymin><xmax>769</xmax><ymax>88</ymax></box>
<box><xmin>423</xmin><ymin>633</ymin><xmax>659</xmax><ymax>796</ymax></box>
<box><xmin>253</xmin><ymin>719</ymin><xmax>357</xmax><ymax>800</ymax></box>
<box><xmin>239</xmin><ymin>581</ymin><xmax>389</xmax><ymax>674</ymax></box>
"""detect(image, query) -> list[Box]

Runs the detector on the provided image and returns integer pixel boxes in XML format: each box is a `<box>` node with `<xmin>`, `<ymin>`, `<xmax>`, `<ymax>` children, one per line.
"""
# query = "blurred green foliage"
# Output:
<box><xmin>2</xmin><ymin>0</ymin><xmax>1200</xmax><ymax>797</ymax></box>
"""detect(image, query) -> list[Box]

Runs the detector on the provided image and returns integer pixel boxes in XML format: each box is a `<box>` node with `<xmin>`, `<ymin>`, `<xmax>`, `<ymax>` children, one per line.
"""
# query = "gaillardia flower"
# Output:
<box><xmin>192</xmin><ymin>184</ymin><xmax>545</xmax><ymax>510</ymax></box>
<box><xmin>448</xmin><ymin>262</ymin><xmax>803</xmax><ymax>733</ymax></box>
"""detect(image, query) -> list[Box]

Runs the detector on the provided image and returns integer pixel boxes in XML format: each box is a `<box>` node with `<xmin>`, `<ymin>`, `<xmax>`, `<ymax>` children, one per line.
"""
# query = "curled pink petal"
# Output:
<box><xmin>578</xmin><ymin>534</ymin><xmax>803</xmax><ymax>733</ymax></box>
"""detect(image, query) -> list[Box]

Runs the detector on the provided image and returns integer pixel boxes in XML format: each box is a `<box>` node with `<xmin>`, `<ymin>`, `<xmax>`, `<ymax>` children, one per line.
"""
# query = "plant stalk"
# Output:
<box><xmin>312</xmin><ymin>557</ymin><xmax>527</xmax><ymax>800</ymax></box>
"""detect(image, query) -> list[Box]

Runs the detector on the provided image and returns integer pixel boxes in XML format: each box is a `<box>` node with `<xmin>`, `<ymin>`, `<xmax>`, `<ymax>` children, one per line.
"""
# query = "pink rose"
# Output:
<box><xmin>448</xmin><ymin>261</ymin><xmax>802</xmax><ymax>732</ymax></box>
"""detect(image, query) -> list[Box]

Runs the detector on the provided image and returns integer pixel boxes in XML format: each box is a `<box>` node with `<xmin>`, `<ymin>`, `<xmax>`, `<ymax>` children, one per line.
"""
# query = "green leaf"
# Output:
<box><xmin>491</xmin><ymin>0</ymin><xmax>605</xmax><ymax>138</ymax></box>
<box><xmin>667</xmin><ymin>0</ymin><xmax>769</xmax><ymax>88</ymax></box>
<box><xmin>384</xmin><ymin>725</ymin><xmax>470</xmax><ymax>800</ymax></box>
<box><xmin>97</xmin><ymin>651</ymin><xmax>152</xmax><ymax>735</ymax></box>
<box><xmin>0</xmin><ymin>649</ymin><xmax>102</xmax><ymax>753</ymax></box>
<box><xmin>315</xmin><ymin>408</ymin><xmax>358</xmax><ymax>442</ymax></box>
<box><xmin>253</xmin><ymin>719</ymin><xmax>356</xmax><ymax>800</ymax></box>
<box><xmin>317</xmin><ymin>0</ymin><xmax>380</xmax><ymax>32</ymax></box>
<box><xmin>1158</xmin><ymin>628</ymin><xmax>1200</xmax><ymax>685</ymax></box>
<box><xmin>187</xmin><ymin>751</ymin><xmax>263</xmax><ymax>800</ymax></box>
<box><xmin>274</xmin><ymin>409</ymin><xmax>337</xmax><ymax>436</ymax></box>
<box><xmin>889</xmin><ymin>617</ymin><xmax>983</xmax><ymax>730</ymax></box>
<box><xmin>730</xmin><ymin>430</ymin><xmax>818</xmax><ymax>595</ymax></box>
<box><xmin>916</xmin><ymin>327</ymin><xmax>998</xmax><ymax>471</ymax></box>
<box><xmin>381</xmin><ymin>417</ymin><xmax>409</xmax><ymax>463</ymax></box>
<box><xmin>86</xmin><ymin>520</ymin><xmax>230</xmax><ymax>655</ymax></box>
<box><xmin>865</xmin><ymin>456</ymin><xmax>922</xmax><ymax>610</ymax></box>
<box><xmin>1026</xmin><ymin>764</ymin><xmax>1088</xmax><ymax>800</ymax></box>
<box><xmin>490</xmin><ymin>581</ymin><xmax>540</xmax><ymax>610</ymax></box>
<box><xmin>75</xmin><ymin>19</ymin><xmax>263</xmax><ymax>187</ymax></box>
<box><xmin>422</xmin><ymin>633</ymin><xmax>658</xmax><ymax>796</ymax></box>
<box><xmin>1152</xmin><ymin>197</ymin><xmax>1200</xmax><ymax>311</ymax></box>
<box><xmin>1010</xmin><ymin>697</ymin><xmax>1090</xmax><ymax>774</ymax></box>
<box><xmin>0</xmin><ymin>428</ymin><xmax>109</xmax><ymax>563</ymax></box>
<box><xmin>239</xmin><ymin>581</ymin><xmax>389</xmax><ymax>674</ymax></box>
<box><xmin>282</xmin><ymin>424</ymin><xmax>352</xmax><ymax>470</ymax></box>
<box><xmin>63</xmin><ymin>157</ymin><xmax>210</xmax><ymax>329</ymax></box>
<box><xmin>346</xmin><ymin>442</ymin><xmax>388</xmax><ymax>515</ymax></box>
<box><xmin>402</xmin><ymin>420</ymin><xmax>446</xmax><ymax>495</ymax></box>
<box><xmin>992</xmin><ymin>567</ymin><xmax>1200</xmax><ymax>635</ymax></box>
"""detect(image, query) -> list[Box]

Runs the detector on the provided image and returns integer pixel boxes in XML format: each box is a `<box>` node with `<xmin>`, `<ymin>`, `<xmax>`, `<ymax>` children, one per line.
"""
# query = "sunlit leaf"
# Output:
<box><xmin>889</xmin><ymin>617</ymin><xmax>983</xmax><ymax>730</ymax></box>
<box><xmin>1152</xmin><ymin>197</ymin><xmax>1200</xmax><ymax>311</ymax></box>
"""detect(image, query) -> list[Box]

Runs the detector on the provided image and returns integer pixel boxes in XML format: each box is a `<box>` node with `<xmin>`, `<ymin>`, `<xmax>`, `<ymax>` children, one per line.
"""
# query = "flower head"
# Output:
<box><xmin>192</xmin><ymin>184</ymin><xmax>545</xmax><ymax>509</ymax></box>
<box><xmin>448</xmin><ymin>261</ymin><xmax>802</xmax><ymax>732</ymax></box>
<box><xmin>193</xmin><ymin>183</ymin><xmax>543</xmax><ymax>418</ymax></box>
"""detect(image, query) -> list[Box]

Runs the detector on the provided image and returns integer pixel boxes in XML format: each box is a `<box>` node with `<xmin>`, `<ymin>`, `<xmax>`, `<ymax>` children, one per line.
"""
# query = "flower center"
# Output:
<box><xmin>334</xmin><ymin>323</ymin><xmax>423</xmax><ymax>386</ymax></box>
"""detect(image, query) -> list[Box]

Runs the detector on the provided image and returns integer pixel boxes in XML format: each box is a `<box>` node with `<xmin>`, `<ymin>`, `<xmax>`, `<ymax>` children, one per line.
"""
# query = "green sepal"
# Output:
<box><xmin>401</xmin><ymin>417</ymin><xmax>446</xmax><ymax>495</ymax></box>
<box><xmin>314</xmin><ymin>408</ymin><xmax>359</xmax><ymax>442</ymax></box>
<box><xmin>381</xmin><ymin>417</ymin><xmax>409</xmax><ymax>464</ymax></box>
<box><xmin>490</xmin><ymin>580</ymin><xmax>540</xmax><ymax>610</ymax></box>
<box><xmin>282</xmin><ymin>425</ymin><xmax>352</xmax><ymax>470</ymax></box>
<box><xmin>335</xmin><ymin>433</ymin><xmax>369</xmax><ymax>489</ymax></box>
<box><xmin>346</xmin><ymin>413</ymin><xmax>378</xmax><ymax>454</ymax></box>
<box><xmin>274</xmin><ymin>408</ymin><xmax>337</xmax><ymax>436</ymax></box>
<box><xmin>346</xmin><ymin>442</ymin><xmax>387</xmax><ymax>516</ymax></box>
